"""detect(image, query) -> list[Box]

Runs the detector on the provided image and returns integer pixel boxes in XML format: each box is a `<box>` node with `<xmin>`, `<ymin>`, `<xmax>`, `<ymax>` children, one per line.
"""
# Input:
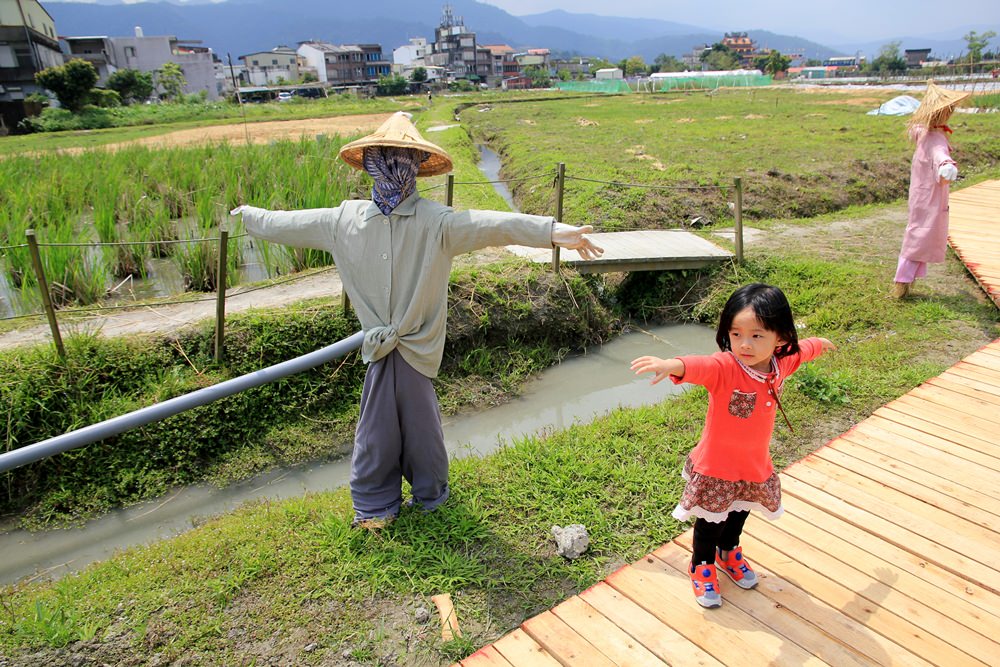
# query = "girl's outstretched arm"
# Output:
<box><xmin>631</xmin><ymin>356</ymin><xmax>685</xmax><ymax>385</ymax></box>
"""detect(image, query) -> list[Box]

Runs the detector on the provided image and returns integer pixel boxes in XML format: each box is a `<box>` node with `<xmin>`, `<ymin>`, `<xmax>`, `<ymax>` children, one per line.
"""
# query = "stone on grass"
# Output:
<box><xmin>551</xmin><ymin>524</ymin><xmax>589</xmax><ymax>559</ymax></box>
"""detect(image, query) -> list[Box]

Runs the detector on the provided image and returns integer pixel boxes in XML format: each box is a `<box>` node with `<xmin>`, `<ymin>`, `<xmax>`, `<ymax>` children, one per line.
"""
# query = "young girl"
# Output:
<box><xmin>893</xmin><ymin>81</ymin><xmax>971</xmax><ymax>298</ymax></box>
<box><xmin>631</xmin><ymin>283</ymin><xmax>835</xmax><ymax>608</ymax></box>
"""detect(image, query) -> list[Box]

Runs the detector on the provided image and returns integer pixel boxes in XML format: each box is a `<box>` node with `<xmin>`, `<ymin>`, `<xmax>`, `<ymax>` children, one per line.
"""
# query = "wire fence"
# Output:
<box><xmin>6</xmin><ymin>162</ymin><xmax>743</xmax><ymax>358</ymax></box>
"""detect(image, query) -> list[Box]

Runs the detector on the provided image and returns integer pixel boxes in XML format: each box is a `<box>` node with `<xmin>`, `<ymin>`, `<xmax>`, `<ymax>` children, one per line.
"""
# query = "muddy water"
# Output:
<box><xmin>477</xmin><ymin>145</ymin><xmax>519</xmax><ymax>212</ymax></box>
<box><xmin>0</xmin><ymin>323</ymin><xmax>716</xmax><ymax>585</ymax></box>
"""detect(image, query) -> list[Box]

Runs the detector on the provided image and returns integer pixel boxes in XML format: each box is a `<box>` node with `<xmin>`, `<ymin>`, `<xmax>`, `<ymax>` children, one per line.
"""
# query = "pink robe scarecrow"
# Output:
<box><xmin>896</xmin><ymin>127</ymin><xmax>957</xmax><ymax>281</ymax></box>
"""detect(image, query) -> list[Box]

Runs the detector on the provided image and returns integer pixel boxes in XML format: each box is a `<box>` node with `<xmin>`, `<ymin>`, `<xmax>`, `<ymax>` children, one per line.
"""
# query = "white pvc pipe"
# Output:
<box><xmin>0</xmin><ymin>331</ymin><xmax>364</xmax><ymax>473</ymax></box>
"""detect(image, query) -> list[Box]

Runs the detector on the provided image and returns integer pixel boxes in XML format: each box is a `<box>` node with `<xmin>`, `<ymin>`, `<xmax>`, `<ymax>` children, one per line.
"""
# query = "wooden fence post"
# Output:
<box><xmin>25</xmin><ymin>229</ymin><xmax>65</xmax><ymax>358</ymax></box>
<box><xmin>446</xmin><ymin>173</ymin><xmax>455</xmax><ymax>207</ymax></box>
<box><xmin>552</xmin><ymin>162</ymin><xmax>565</xmax><ymax>273</ymax></box>
<box><xmin>214</xmin><ymin>229</ymin><xmax>229</xmax><ymax>362</ymax></box>
<box><xmin>734</xmin><ymin>177</ymin><xmax>744</xmax><ymax>264</ymax></box>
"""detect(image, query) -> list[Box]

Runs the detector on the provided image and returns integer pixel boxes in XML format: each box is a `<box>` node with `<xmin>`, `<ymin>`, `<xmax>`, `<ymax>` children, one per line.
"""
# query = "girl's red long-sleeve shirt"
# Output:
<box><xmin>670</xmin><ymin>338</ymin><xmax>826</xmax><ymax>483</ymax></box>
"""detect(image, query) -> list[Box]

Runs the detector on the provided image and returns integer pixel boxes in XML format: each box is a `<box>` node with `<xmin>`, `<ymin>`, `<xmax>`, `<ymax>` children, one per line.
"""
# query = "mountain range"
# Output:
<box><xmin>44</xmin><ymin>1</ymin><xmax>996</xmax><ymax>64</ymax></box>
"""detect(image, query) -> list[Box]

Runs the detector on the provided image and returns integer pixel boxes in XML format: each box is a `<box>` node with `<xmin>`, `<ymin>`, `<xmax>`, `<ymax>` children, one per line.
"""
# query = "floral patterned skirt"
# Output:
<box><xmin>672</xmin><ymin>455</ymin><xmax>783</xmax><ymax>523</ymax></box>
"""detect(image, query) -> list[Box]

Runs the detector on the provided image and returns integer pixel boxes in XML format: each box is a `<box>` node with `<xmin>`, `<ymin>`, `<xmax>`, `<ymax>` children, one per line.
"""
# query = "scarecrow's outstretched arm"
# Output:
<box><xmin>230</xmin><ymin>205</ymin><xmax>339</xmax><ymax>251</ymax></box>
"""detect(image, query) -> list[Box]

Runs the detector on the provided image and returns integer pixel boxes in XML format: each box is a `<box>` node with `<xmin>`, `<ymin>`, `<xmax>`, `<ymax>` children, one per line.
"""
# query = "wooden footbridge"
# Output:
<box><xmin>506</xmin><ymin>230</ymin><xmax>733</xmax><ymax>274</ymax></box>
<box><xmin>458</xmin><ymin>180</ymin><xmax>1000</xmax><ymax>667</ymax></box>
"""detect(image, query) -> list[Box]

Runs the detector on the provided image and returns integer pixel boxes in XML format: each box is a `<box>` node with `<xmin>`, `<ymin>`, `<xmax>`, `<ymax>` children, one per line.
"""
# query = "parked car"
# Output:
<box><xmin>277</xmin><ymin>91</ymin><xmax>294</xmax><ymax>102</ymax></box>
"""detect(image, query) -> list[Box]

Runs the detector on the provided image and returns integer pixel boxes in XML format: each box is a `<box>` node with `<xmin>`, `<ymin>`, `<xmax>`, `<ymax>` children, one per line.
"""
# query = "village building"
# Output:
<box><xmin>238</xmin><ymin>46</ymin><xmax>299</xmax><ymax>86</ymax></box>
<box><xmin>424</xmin><ymin>4</ymin><xmax>491</xmax><ymax>82</ymax></box>
<box><xmin>392</xmin><ymin>37</ymin><xmax>429</xmax><ymax>68</ymax></box>
<box><xmin>0</xmin><ymin>0</ymin><xmax>63</xmax><ymax>130</ymax></box>
<box><xmin>297</xmin><ymin>42</ymin><xmax>391</xmax><ymax>87</ymax></box>
<box><xmin>62</xmin><ymin>27</ymin><xmax>219</xmax><ymax>101</ymax></box>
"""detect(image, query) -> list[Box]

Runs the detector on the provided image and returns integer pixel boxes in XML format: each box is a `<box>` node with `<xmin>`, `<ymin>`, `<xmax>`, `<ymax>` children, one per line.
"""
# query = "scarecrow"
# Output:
<box><xmin>893</xmin><ymin>81</ymin><xmax>971</xmax><ymax>298</ymax></box>
<box><xmin>231</xmin><ymin>112</ymin><xmax>603</xmax><ymax>527</ymax></box>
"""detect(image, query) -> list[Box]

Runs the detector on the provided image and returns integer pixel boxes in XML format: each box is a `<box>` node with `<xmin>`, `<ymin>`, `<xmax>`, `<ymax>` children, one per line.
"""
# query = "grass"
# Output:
<box><xmin>1</xmin><ymin>88</ymin><xmax>999</xmax><ymax>664</ymax></box>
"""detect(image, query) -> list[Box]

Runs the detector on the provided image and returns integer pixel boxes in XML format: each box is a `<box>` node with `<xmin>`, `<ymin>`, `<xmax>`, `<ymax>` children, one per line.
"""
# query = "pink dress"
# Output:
<box><xmin>897</xmin><ymin>127</ymin><xmax>956</xmax><ymax>275</ymax></box>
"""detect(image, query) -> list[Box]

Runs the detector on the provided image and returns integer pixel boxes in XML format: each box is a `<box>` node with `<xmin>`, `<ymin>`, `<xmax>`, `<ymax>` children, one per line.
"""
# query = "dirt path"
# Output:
<box><xmin>63</xmin><ymin>112</ymin><xmax>396</xmax><ymax>154</ymax></box>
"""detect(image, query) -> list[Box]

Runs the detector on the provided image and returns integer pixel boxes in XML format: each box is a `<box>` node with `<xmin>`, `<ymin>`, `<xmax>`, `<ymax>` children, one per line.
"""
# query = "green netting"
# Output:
<box><xmin>654</xmin><ymin>74</ymin><xmax>772</xmax><ymax>91</ymax></box>
<box><xmin>555</xmin><ymin>79</ymin><xmax>632</xmax><ymax>94</ymax></box>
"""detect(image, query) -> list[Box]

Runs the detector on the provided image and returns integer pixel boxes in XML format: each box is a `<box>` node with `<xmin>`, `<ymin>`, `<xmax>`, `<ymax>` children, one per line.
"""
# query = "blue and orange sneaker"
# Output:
<box><xmin>716</xmin><ymin>546</ymin><xmax>758</xmax><ymax>589</ymax></box>
<box><xmin>689</xmin><ymin>561</ymin><xmax>722</xmax><ymax>608</ymax></box>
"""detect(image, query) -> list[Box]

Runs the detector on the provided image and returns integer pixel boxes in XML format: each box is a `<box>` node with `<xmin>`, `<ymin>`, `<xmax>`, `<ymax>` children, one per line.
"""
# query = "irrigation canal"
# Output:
<box><xmin>0</xmin><ymin>323</ymin><xmax>717</xmax><ymax>585</ymax></box>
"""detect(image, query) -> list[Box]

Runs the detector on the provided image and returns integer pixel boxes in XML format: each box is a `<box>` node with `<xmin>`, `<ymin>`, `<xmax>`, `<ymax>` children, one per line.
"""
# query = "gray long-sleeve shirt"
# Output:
<box><xmin>241</xmin><ymin>192</ymin><xmax>554</xmax><ymax>378</ymax></box>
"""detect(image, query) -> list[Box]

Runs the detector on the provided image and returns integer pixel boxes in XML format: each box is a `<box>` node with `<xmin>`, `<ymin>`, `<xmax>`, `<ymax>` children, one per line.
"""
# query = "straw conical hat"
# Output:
<box><xmin>912</xmin><ymin>81</ymin><xmax>971</xmax><ymax>125</ymax></box>
<box><xmin>338</xmin><ymin>112</ymin><xmax>453</xmax><ymax>177</ymax></box>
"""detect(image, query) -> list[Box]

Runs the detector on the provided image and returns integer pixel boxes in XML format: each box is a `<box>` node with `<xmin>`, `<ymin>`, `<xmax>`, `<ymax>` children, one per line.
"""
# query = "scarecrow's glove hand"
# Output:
<box><xmin>229</xmin><ymin>205</ymin><xmax>248</xmax><ymax>216</ymax></box>
<box><xmin>552</xmin><ymin>223</ymin><xmax>604</xmax><ymax>261</ymax></box>
<box><xmin>938</xmin><ymin>163</ymin><xmax>958</xmax><ymax>182</ymax></box>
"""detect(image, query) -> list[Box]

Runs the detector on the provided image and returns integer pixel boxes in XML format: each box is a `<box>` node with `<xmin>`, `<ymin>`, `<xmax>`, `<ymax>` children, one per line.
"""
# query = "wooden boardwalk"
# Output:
<box><xmin>460</xmin><ymin>341</ymin><xmax>1000</xmax><ymax>666</ymax></box>
<box><xmin>461</xmin><ymin>181</ymin><xmax>1000</xmax><ymax>666</ymax></box>
<box><xmin>949</xmin><ymin>179</ymin><xmax>1000</xmax><ymax>307</ymax></box>
<box><xmin>507</xmin><ymin>230</ymin><xmax>733</xmax><ymax>274</ymax></box>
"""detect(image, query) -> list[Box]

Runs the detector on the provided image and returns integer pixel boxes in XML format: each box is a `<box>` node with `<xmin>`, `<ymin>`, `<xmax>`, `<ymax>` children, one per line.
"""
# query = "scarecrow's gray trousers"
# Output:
<box><xmin>351</xmin><ymin>349</ymin><xmax>449</xmax><ymax>520</ymax></box>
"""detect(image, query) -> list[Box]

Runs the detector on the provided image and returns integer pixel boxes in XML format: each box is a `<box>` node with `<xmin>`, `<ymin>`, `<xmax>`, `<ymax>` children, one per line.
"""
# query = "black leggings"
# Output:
<box><xmin>692</xmin><ymin>511</ymin><xmax>750</xmax><ymax>566</ymax></box>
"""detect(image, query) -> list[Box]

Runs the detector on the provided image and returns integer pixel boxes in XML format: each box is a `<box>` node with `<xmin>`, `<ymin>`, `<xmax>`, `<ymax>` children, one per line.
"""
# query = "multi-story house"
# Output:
<box><xmin>0</xmin><ymin>0</ymin><xmax>63</xmax><ymax>131</ymax></box>
<box><xmin>393</xmin><ymin>37</ymin><xmax>428</xmax><ymax>68</ymax></box>
<box><xmin>239</xmin><ymin>46</ymin><xmax>299</xmax><ymax>86</ymax></box>
<box><xmin>63</xmin><ymin>27</ymin><xmax>219</xmax><ymax>100</ymax></box>
<box><xmin>297</xmin><ymin>42</ymin><xmax>391</xmax><ymax>87</ymax></box>
<box><xmin>722</xmin><ymin>32</ymin><xmax>758</xmax><ymax>67</ymax></box>
<box><xmin>483</xmin><ymin>44</ymin><xmax>519</xmax><ymax>79</ymax></box>
<box><xmin>425</xmin><ymin>4</ymin><xmax>491</xmax><ymax>82</ymax></box>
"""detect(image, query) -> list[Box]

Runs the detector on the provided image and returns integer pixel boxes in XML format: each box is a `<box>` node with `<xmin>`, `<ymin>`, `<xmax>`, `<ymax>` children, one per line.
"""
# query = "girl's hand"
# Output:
<box><xmin>630</xmin><ymin>356</ymin><xmax>684</xmax><ymax>385</ymax></box>
<box><xmin>818</xmin><ymin>338</ymin><xmax>837</xmax><ymax>352</ymax></box>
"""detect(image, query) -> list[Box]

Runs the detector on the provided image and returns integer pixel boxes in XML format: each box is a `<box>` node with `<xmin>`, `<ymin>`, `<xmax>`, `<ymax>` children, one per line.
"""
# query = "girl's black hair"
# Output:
<box><xmin>715</xmin><ymin>283</ymin><xmax>800</xmax><ymax>358</ymax></box>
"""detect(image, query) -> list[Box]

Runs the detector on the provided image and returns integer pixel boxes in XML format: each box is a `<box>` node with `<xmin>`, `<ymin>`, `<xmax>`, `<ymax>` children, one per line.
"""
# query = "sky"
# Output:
<box><xmin>482</xmin><ymin>0</ymin><xmax>1000</xmax><ymax>44</ymax></box>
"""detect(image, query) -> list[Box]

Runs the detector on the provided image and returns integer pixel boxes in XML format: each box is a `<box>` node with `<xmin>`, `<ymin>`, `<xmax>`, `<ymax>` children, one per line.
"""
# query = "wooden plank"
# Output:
<box><xmin>875</xmin><ymin>404</ymin><xmax>999</xmax><ymax>463</ymax></box>
<box><xmin>862</xmin><ymin>413</ymin><xmax>1000</xmax><ymax>473</ymax></box>
<box><xmin>658</xmin><ymin>541</ymin><xmax>880</xmax><ymax>667</ymax></box>
<box><xmin>738</xmin><ymin>526</ymin><xmax>992</xmax><ymax>667</ymax></box>
<box><xmin>782</xmin><ymin>492</ymin><xmax>1000</xmax><ymax>619</ymax></box>
<box><xmin>606</xmin><ymin>556</ymin><xmax>827</xmax><ymax>666</ymax></box>
<box><xmin>909</xmin><ymin>382</ymin><xmax>1000</xmax><ymax>419</ymax></box>
<box><xmin>930</xmin><ymin>373</ymin><xmax>1000</xmax><ymax>400</ymax></box>
<box><xmin>786</xmin><ymin>456</ymin><xmax>1000</xmax><ymax>560</ymax></box>
<box><xmin>780</xmin><ymin>474</ymin><xmax>994</xmax><ymax>590</ymax></box>
<box><xmin>751</xmin><ymin>503</ymin><xmax>1000</xmax><ymax>645</ymax></box>
<box><xmin>548</xmin><ymin>596</ymin><xmax>666</xmax><ymax>666</ymax></box>
<box><xmin>492</xmin><ymin>629</ymin><xmax>563</xmax><ymax>667</ymax></box>
<box><xmin>888</xmin><ymin>393</ymin><xmax>1000</xmax><ymax>443</ymax></box>
<box><xmin>672</xmin><ymin>532</ymin><xmax>932</xmax><ymax>667</ymax></box>
<box><xmin>839</xmin><ymin>427</ymin><xmax>1000</xmax><ymax>504</ymax></box>
<box><xmin>924</xmin><ymin>374</ymin><xmax>1000</xmax><ymax>404</ymax></box>
<box><xmin>461</xmin><ymin>645</ymin><xmax>514</xmax><ymax>667</ymax></box>
<box><xmin>521</xmin><ymin>610</ymin><xmax>617</xmax><ymax>666</ymax></box>
<box><xmin>816</xmin><ymin>441</ymin><xmax>1000</xmax><ymax>528</ymax></box>
<box><xmin>579</xmin><ymin>583</ymin><xmax>724</xmax><ymax>667</ymax></box>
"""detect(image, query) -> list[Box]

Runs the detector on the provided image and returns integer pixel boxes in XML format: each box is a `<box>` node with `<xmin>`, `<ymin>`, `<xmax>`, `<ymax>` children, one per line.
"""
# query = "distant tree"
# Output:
<box><xmin>756</xmin><ymin>50</ymin><xmax>792</xmax><ymax>76</ymax></box>
<box><xmin>701</xmin><ymin>43</ymin><xmax>740</xmax><ymax>70</ymax></box>
<box><xmin>300</xmin><ymin>71</ymin><xmax>318</xmax><ymax>83</ymax></box>
<box><xmin>804</xmin><ymin>58</ymin><xmax>822</xmax><ymax>66</ymax></box>
<box><xmin>34</xmin><ymin>58</ymin><xmax>98</xmax><ymax>112</ymax></box>
<box><xmin>523</xmin><ymin>65</ymin><xmax>551</xmax><ymax>87</ymax></box>
<box><xmin>653</xmin><ymin>54</ymin><xmax>686</xmax><ymax>73</ymax></box>
<box><xmin>621</xmin><ymin>55</ymin><xmax>648</xmax><ymax>77</ymax></box>
<box><xmin>106</xmin><ymin>68</ymin><xmax>154</xmax><ymax>105</ymax></box>
<box><xmin>963</xmin><ymin>30</ymin><xmax>996</xmax><ymax>63</ymax></box>
<box><xmin>588</xmin><ymin>57</ymin><xmax>614</xmax><ymax>73</ymax></box>
<box><xmin>557</xmin><ymin>68</ymin><xmax>571</xmax><ymax>81</ymax></box>
<box><xmin>376</xmin><ymin>74</ymin><xmax>408</xmax><ymax>95</ymax></box>
<box><xmin>410</xmin><ymin>67</ymin><xmax>428</xmax><ymax>83</ymax></box>
<box><xmin>156</xmin><ymin>62</ymin><xmax>187</xmax><ymax>101</ymax></box>
<box><xmin>865</xmin><ymin>41</ymin><xmax>906</xmax><ymax>75</ymax></box>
